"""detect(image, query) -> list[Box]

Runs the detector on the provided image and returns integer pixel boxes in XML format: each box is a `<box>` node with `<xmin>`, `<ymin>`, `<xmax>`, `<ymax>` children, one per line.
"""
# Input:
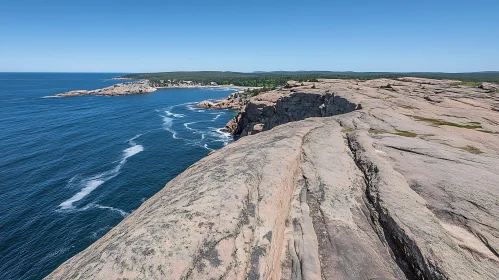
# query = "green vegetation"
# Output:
<box><xmin>243</xmin><ymin>87</ymin><xmax>274</xmax><ymax>97</ymax></box>
<box><xmin>395</xmin><ymin>130</ymin><xmax>417</xmax><ymax>137</ymax></box>
<box><xmin>411</xmin><ymin>116</ymin><xmax>482</xmax><ymax>129</ymax></box>
<box><xmin>369</xmin><ymin>129</ymin><xmax>387</xmax><ymax>134</ymax></box>
<box><xmin>478</xmin><ymin>129</ymin><xmax>499</xmax><ymax>134</ymax></box>
<box><xmin>459</xmin><ymin>145</ymin><xmax>483</xmax><ymax>154</ymax></box>
<box><xmin>400</xmin><ymin>105</ymin><xmax>415</xmax><ymax>109</ymax></box>
<box><xmin>454</xmin><ymin>81</ymin><xmax>482</xmax><ymax>87</ymax></box>
<box><xmin>443</xmin><ymin>114</ymin><xmax>467</xmax><ymax>118</ymax></box>
<box><xmin>121</xmin><ymin>71</ymin><xmax>499</xmax><ymax>88</ymax></box>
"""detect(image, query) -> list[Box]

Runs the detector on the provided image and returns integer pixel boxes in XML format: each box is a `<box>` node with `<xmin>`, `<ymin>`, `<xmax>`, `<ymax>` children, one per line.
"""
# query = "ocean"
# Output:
<box><xmin>0</xmin><ymin>73</ymin><xmax>237</xmax><ymax>279</ymax></box>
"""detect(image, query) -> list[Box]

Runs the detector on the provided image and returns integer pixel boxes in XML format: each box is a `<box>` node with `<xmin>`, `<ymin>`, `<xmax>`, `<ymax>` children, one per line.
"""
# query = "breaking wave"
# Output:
<box><xmin>59</xmin><ymin>135</ymin><xmax>144</xmax><ymax>209</ymax></box>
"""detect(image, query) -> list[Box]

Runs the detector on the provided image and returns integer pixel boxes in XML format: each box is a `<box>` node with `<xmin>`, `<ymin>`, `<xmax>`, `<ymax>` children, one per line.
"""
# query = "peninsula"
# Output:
<box><xmin>55</xmin><ymin>81</ymin><xmax>157</xmax><ymax>97</ymax></box>
<box><xmin>46</xmin><ymin>76</ymin><xmax>499</xmax><ymax>279</ymax></box>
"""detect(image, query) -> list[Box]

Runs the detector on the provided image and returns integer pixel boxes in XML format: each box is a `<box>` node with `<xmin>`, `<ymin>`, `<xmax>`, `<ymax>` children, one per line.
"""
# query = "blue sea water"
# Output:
<box><xmin>0</xmin><ymin>73</ymin><xmax>237</xmax><ymax>279</ymax></box>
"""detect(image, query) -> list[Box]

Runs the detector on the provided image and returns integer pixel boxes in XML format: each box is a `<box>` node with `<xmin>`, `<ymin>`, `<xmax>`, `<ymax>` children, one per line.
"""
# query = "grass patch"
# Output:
<box><xmin>342</xmin><ymin>128</ymin><xmax>355</xmax><ymax>133</ymax></box>
<box><xmin>369</xmin><ymin>129</ymin><xmax>387</xmax><ymax>134</ymax></box>
<box><xmin>478</xmin><ymin>129</ymin><xmax>499</xmax><ymax>134</ymax></box>
<box><xmin>443</xmin><ymin>114</ymin><xmax>467</xmax><ymax>119</ymax></box>
<box><xmin>459</xmin><ymin>145</ymin><xmax>483</xmax><ymax>154</ymax></box>
<box><xmin>453</xmin><ymin>81</ymin><xmax>482</xmax><ymax>87</ymax></box>
<box><xmin>411</xmin><ymin>116</ymin><xmax>482</xmax><ymax>129</ymax></box>
<box><xmin>400</xmin><ymin>105</ymin><xmax>415</xmax><ymax>109</ymax></box>
<box><xmin>395</xmin><ymin>130</ymin><xmax>417</xmax><ymax>137</ymax></box>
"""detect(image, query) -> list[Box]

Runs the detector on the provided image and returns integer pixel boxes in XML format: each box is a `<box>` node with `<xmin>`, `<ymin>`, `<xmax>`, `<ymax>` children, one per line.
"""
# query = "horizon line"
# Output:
<box><xmin>1</xmin><ymin>70</ymin><xmax>498</xmax><ymax>74</ymax></box>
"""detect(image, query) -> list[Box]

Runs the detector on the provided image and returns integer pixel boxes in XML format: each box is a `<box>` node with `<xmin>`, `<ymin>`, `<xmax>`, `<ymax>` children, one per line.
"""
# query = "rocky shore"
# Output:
<box><xmin>46</xmin><ymin>78</ymin><xmax>499</xmax><ymax>279</ymax></box>
<box><xmin>55</xmin><ymin>81</ymin><xmax>157</xmax><ymax>97</ymax></box>
<box><xmin>195</xmin><ymin>91</ymin><xmax>252</xmax><ymax>110</ymax></box>
<box><xmin>55</xmin><ymin>80</ymin><xmax>258</xmax><ymax>97</ymax></box>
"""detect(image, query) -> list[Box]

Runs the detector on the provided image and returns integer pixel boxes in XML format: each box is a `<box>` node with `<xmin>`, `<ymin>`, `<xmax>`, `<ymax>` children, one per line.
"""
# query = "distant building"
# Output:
<box><xmin>210</xmin><ymin>82</ymin><xmax>218</xmax><ymax>86</ymax></box>
<box><xmin>183</xmin><ymin>81</ymin><xmax>193</xmax><ymax>85</ymax></box>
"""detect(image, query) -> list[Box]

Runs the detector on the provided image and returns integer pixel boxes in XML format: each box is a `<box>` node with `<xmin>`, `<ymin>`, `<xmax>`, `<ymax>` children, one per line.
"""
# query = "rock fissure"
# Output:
<box><xmin>346</xmin><ymin>134</ymin><xmax>427</xmax><ymax>280</ymax></box>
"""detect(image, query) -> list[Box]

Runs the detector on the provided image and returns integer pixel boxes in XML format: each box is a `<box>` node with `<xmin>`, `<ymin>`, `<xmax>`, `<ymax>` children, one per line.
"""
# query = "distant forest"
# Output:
<box><xmin>122</xmin><ymin>71</ymin><xmax>499</xmax><ymax>88</ymax></box>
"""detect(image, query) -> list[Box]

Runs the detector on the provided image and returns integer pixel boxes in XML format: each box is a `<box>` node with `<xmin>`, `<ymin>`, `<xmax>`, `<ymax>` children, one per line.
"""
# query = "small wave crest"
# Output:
<box><xmin>165</xmin><ymin>110</ymin><xmax>185</xmax><ymax>118</ymax></box>
<box><xmin>59</xmin><ymin>135</ymin><xmax>144</xmax><ymax>209</ymax></box>
<box><xmin>162</xmin><ymin>116</ymin><xmax>178</xmax><ymax>139</ymax></box>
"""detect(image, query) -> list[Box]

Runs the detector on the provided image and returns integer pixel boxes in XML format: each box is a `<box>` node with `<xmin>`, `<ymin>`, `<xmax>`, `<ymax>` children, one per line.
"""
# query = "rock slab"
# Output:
<box><xmin>46</xmin><ymin>78</ymin><xmax>499</xmax><ymax>279</ymax></box>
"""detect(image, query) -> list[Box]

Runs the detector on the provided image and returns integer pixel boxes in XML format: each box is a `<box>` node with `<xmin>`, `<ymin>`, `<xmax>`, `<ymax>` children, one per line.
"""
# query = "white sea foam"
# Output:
<box><xmin>127</xmin><ymin>134</ymin><xmax>142</xmax><ymax>145</ymax></box>
<box><xmin>203</xmin><ymin>144</ymin><xmax>214</xmax><ymax>151</ymax></box>
<box><xmin>124</xmin><ymin>144</ymin><xmax>144</xmax><ymax>158</ymax></box>
<box><xmin>183</xmin><ymin>122</ymin><xmax>196</xmax><ymax>131</ymax></box>
<box><xmin>94</xmin><ymin>204</ymin><xmax>129</xmax><ymax>217</ymax></box>
<box><xmin>59</xmin><ymin>136</ymin><xmax>144</xmax><ymax>209</ymax></box>
<box><xmin>79</xmin><ymin>203</ymin><xmax>129</xmax><ymax>218</ymax></box>
<box><xmin>41</xmin><ymin>95</ymin><xmax>62</xmax><ymax>98</ymax></box>
<box><xmin>213</xmin><ymin>128</ymin><xmax>232</xmax><ymax>146</ymax></box>
<box><xmin>212</xmin><ymin>114</ymin><xmax>222</xmax><ymax>121</ymax></box>
<box><xmin>162</xmin><ymin>116</ymin><xmax>178</xmax><ymax>139</ymax></box>
<box><xmin>165</xmin><ymin>110</ymin><xmax>185</xmax><ymax>118</ymax></box>
<box><xmin>60</xmin><ymin>179</ymin><xmax>105</xmax><ymax>209</ymax></box>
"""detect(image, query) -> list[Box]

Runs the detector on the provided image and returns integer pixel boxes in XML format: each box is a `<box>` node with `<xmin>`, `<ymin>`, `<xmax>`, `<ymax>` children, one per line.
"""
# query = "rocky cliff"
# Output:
<box><xmin>195</xmin><ymin>90</ymin><xmax>255</xmax><ymax>110</ymax></box>
<box><xmin>46</xmin><ymin>78</ymin><xmax>499</xmax><ymax>279</ymax></box>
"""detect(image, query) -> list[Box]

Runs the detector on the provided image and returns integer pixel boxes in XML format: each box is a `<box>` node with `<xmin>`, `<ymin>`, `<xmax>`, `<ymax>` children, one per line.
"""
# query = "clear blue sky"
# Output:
<box><xmin>1</xmin><ymin>0</ymin><xmax>498</xmax><ymax>73</ymax></box>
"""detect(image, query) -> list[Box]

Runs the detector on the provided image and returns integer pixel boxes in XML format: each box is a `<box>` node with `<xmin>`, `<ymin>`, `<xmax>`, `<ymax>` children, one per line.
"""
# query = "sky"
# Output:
<box><xmin>0</xmin><ymin>0</ymin><xmax>498</xmax><ymax>73</ymax></box>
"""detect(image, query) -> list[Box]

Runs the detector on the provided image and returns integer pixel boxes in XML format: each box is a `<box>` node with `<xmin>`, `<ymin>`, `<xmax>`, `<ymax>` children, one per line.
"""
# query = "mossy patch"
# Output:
<box><xmin>342</xmin><ymin>128</ymin><xmax>355</xmax><ymax>133</ymax></box>
<box><xmin>395</xmin><ymin>130</ymin><xmax>417</xmax><ymax>137</ymax></box>
<box><xmin>453</xmin><ymin>81</ymin><xmax>482</xmax><ymax>87</ymax></box>
<box><xmin>411</xmin><ymin>116</ymin><xmax>482</xmax><ymax>129</ymax></box>
<box><xmin>443</xmin><ymin>114</ymin><xmax>467</xmax><ymax>119</ymax></box>
<box><xmin>369</xmin><ymin>129</ymin><xmax>387</xmax><ymax>134</ymax></box>
<box><xmin>478</xmin><ymin>129</ymin><xmax>499</xmax><ymax>134</ymax></box>
<box><xmin>459</xmin><ymin>145</ymin><xmax>483</xmax><ymax>154</ymax></box>
<box><xmin>400</xmin><ymin>105</ymin><xmax>415</xmax><ymax>109</ymax></box>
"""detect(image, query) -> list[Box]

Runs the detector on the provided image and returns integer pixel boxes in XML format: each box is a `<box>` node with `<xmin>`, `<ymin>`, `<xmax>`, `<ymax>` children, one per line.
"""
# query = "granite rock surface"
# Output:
<box><xmin>46</xmin><ymin>78</ymin><xmax>499</xmax><ymax>279</ymax></box>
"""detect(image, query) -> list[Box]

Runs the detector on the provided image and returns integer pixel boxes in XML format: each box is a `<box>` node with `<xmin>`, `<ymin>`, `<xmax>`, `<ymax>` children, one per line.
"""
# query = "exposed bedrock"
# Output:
<box><xmin>46</xmin><ymin>78</ymin><xmax>499</xmax><ymax>279</ymax></box>
<box><xmin>226</xmin><ymin>91</ymin><xmax>359</xmax><ymax>135</ymax></box>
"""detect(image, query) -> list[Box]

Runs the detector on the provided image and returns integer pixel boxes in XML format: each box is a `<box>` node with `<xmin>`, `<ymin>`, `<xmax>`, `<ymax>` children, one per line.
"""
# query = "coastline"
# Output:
<box><xmin>54</xmin><ymin>80</ymin><xmax>259</xmax><ymax>97</ymax></box>
<box><xmin>45</xmin><ymin>77</ymin><xmax>499</xmax><ymax>279</ymax></box>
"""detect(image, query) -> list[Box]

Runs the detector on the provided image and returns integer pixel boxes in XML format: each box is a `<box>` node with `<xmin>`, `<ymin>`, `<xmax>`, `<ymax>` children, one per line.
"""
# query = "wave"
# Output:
<box><xmin>203</xmin><ymin>144</ymin><xmax>214</xmax><ymax>151</ymax></box>
<box><xmin>94</xmin><ymin>204</ymin><xmax>129</xmax><ymax>217</ymax></box>
<box><xmin>162</xmin><ymin>116</ymin><xmax>178</xmax><ymax>139</ymax></box>
<box><xmin>183</xmin><ymin>122</ymin><xmax>196</xmax><ymax>131</ymax></box>
<box><xmin>212</xmin><ymin>128</ymin><xmax>232</xmax><ymax>146</ymax></box>
<box><xmin>165</xmin><ymin>110</ymin><xmax>185</xmax><ymax>118</ymax></box>
<box><xmin>78</xmin><ymin>203</ymin><xmax>129</xmax><ymax>218</ymax></box>
<box><xmin>187</xmin><ymin>104</ymin><xmax>204</xmax><ymax>112</ymax></box>
<box><xmin>41</xmin><ymin>95</ymin><xmax>62</xmax><ymax>98</ymax></box>
<box><xmin>59</xmin><ymin>136</ymin><xmax>144</xmax><ymax>209</ymax></box>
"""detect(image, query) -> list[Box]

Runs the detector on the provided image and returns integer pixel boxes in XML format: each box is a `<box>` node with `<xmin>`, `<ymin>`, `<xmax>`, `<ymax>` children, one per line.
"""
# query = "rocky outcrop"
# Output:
<box><xmin>195</xmin><ymin>91</ymin><xmax>252</xmax><ymax>110</ymax></box>
<box><xmin>46</xmin><ymin>78</ymin><xmax>499</xmax><ymax>279</ymax></box>
<box><xmin>225</xmin><ymin>90</ymin><xmax>359</xmax><ymax>135</ymax></box>
<box><xmin>56</xmin><ymin>81</ymin><xmax>157</xmax><ymax>97</ymax></box>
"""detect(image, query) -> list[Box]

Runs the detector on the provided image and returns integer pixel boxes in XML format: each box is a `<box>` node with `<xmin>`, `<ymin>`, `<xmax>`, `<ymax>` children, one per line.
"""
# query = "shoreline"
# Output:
<box><xmin>54</xmin><ymin>80</ymin><xmax>260</xmax><ymax>97</ymax></box>
<box><xmin>46</xmin><ymin>77</ymin><xmax>499</xmax><ymax>279</ymax></box>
